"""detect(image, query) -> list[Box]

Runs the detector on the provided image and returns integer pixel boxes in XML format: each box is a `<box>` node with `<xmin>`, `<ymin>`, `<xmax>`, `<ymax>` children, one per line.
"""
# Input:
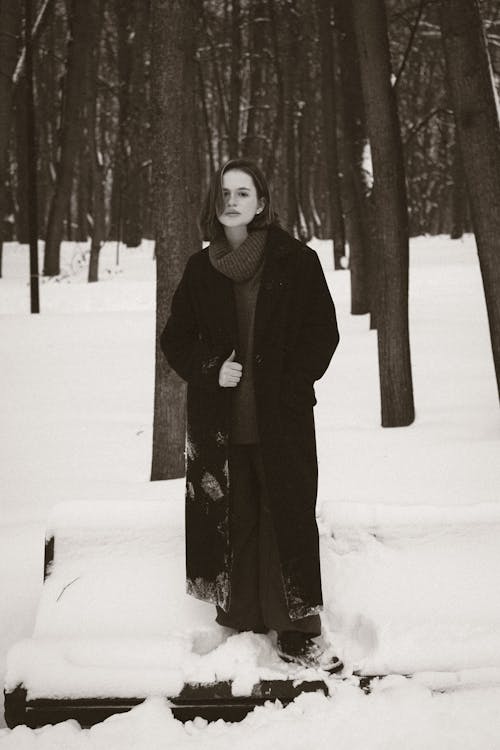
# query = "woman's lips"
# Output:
<box><xmin>225</xmin><ymin>211</ymin><xmax>240</xmax><ymax>216</ymax></box>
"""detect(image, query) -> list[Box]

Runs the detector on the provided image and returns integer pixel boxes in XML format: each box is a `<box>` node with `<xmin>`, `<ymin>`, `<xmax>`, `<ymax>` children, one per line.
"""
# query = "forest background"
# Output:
<box><xmin>1</xmin><ymin>0</ymin><xmax>500</xmax><ymax>479</ymax></box>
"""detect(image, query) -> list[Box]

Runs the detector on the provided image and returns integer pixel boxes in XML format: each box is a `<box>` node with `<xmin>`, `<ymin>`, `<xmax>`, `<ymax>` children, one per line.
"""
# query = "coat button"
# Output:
<box><xmin>255</xmin><ymin>354</ymin><xmax>263</xmax><ymax>365</ymax></box>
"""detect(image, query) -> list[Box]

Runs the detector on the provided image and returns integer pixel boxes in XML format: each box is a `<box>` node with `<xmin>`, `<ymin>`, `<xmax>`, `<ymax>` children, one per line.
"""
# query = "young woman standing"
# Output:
<box><xmin>161</xmin><ymin>159</ymin><xmax>341</xmax><ymax>671</ymax></box>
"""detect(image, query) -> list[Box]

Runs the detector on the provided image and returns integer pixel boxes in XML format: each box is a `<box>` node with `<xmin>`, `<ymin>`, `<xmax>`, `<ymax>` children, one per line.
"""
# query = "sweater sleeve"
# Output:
<box><xmin>160</xmin><ymin>256</ymin><xmax>230</xmax><ymax>391</ymax></box>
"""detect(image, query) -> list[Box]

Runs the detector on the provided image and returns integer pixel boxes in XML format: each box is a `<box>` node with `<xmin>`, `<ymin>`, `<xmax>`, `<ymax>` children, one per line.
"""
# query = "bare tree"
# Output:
<box><xmin>151</xmin><ymin>0</ymin><xmax>200</xmax><ymax>480</ymax></box>
<box><xmin>87</xmin><ymin>0</ymin><xmax>105</xmax><ymax>283</ymax></box>
<box><xmin>43</xmin><ymin>0</ymin><xmax>97</xmax><ymax>276</ymax></box>
<box><xmin>318</xmin><ymin>0</ymin><xmax>346</xmax><ymax>267</ymax></box>
<box><xmin>243</xmin><ymin>0</ymin><xmax>272</xmax><ymax>166</ymax></box>
<box><xmin>0</xmin><ymin>0</ymin><xmax>22</xmax><ymax>276</ymax></box>
<box><xmin>440</xmin><ymin>0</ymin><xmax>500</xmax><ymax>402</ymax></box>
<box><xmin>335</xmin><ymin>0</ymin><xmax>370</xmax><ymax>314</ymax></box>
<box><xmin>352</xmin><ymin>0</ymin><xmax>415</xmax><ymax>427</ymax></box>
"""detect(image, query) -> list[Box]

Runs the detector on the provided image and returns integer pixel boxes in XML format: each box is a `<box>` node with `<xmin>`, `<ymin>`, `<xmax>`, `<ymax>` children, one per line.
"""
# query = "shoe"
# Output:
<box><xmin>277</xmin><ymin>631</ymin><xmax>343</xmax><ymax>674</ymax></box>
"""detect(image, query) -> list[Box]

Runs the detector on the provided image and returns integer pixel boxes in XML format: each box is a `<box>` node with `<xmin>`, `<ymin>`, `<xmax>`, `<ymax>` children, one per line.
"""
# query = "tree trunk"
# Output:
<box><xmin>352</xmin><ymin>0</ymin><xmax>415</xmax><ymax>427</ymax></box>
<box><xmin>318</xmin><ymin>0</ymin><xmax>346</xmax><ymax>268</ymax></box>
<box><xmin>26</xmin><ymin>0</ymin><xmax>40</xmax><ymax>313</ymax></box>
<box><xmin>120</xmin><ymin>0</ymin><xmax>148</xmax><ymax>248</ymax></box>
<box><xmin>266</xmin><ymin>0</ymin><xmax>284</xmax><ymax>183</ymax></box>
<box><xmin>449</xmin><ymin>130</ymin><xmax>467</xmax><ymax>241</ymax></box>
<box><xmin>87</xmin><ymin>0</ymin><xmax>105</xmax><ymax>283</ymax></box>
<box><xmin>43</xmin><ymin>0</ymin><xmax>95</xmax><ymax>275</ymax></box>
<box><xmin>76</xmin><ymin>141</ymin><xmax>90</xmax><ymax>241</ymax></box>
<box><xmin>243</xmin><ymin>0</ymin><xmax>271</xmax><ymax>166</ymax></box>
<box><xmin>279</xmin><ymin>2</ymin><xmax>299</xmax><ymax>234</ymax></box>
<box><xmin>151</xmin><ymin>0</ymin><xmax>200</xmax><ymax>480</ymax></box>
<box><xmin>440</xmin><ymin>0</ymin><xmax>500</xmax><ymax>402</ymax></box>
<box><xmin>0</xmin><ymin>0</ymin><xmax>22</xmax><ymax>275</ymax></box>
<box><xmin>228</xmin><ymin>0</ymin><xmax>241</xmax><ymax>157</ymax></box>
<box><xmin>335</xmin><ymin>0</ymin><xmax>370</xmax><ymax>314</ymax></box>
<box><xmin>14</xmin><ymin>78</ymin><xmax>30</xmax><ymax>244</ymax></box>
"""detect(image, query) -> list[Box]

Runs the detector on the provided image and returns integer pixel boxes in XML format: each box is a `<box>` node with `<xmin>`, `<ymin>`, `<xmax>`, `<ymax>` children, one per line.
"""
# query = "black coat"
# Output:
<box><xmin>161</xmin><ymin>224</ymin><xmax>339</xmax><ymax>620</ymax></box>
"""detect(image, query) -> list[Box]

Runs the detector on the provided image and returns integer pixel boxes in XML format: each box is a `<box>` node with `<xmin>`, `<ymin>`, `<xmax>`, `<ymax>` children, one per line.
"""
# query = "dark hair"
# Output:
<box><xmin>199</xmin><ymin>158</ymin><xmax>279</xmax><ymax>241</ymax></box>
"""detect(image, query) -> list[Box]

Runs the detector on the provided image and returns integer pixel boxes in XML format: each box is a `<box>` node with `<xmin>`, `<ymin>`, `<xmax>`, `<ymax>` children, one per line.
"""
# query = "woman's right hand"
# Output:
<box><xmin>219</xmin><ymin>349</ymin><xmax>243</xmax><ymax>387</ymax></box>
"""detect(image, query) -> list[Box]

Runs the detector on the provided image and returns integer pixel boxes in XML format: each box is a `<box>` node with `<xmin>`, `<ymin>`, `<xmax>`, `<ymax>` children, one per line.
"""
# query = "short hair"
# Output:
<box><xmin>199</xmin><ymin>158</ymin><xmax>280</xmax><ymax>241</ymax></box>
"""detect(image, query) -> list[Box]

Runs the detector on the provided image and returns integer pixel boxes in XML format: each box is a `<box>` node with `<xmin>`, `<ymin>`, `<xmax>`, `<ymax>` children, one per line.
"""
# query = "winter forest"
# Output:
<box><xmin>1</xmin><ymin>0</ymin><xmax>500</xmax><ymax>747</ymax></box>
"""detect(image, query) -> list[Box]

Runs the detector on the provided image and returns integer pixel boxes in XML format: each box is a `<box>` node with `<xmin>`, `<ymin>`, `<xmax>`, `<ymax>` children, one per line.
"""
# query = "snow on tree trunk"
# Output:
<box><xmin>352</xmin><ymin>0</ymin><xmax>415</xmax><ymax>427</ymax></box>
<box><xmin>440</xmin><ymin>0</ymin><xmax>500</xmax><ymax>403</ymax></box>
<box><xmin>151</xmin><ymin>0</ymin><xmax>200</xmax><ymax>480</ymax></box>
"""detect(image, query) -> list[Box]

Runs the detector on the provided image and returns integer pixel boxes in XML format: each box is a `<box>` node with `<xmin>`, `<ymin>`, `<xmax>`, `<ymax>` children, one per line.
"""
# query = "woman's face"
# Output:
<box><xmin>218</xmin><ymin>169</ymin><xmax>265</xmax><ymax>229</ymax></box>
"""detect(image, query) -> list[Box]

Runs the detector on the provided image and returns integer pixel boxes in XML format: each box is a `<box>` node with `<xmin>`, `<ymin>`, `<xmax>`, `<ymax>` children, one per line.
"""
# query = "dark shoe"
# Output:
<box><xmin>277</xmin><ymin>631</ymin><xmax>343</xmax><ymax>674</ymax></box>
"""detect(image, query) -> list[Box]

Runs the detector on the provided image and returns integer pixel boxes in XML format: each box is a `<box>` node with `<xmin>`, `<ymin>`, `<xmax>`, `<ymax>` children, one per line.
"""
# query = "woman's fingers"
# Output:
<box><xmin>219</xmin><ymin>357</ymin><xmax>243</xmax><ymax>387</ymax></box>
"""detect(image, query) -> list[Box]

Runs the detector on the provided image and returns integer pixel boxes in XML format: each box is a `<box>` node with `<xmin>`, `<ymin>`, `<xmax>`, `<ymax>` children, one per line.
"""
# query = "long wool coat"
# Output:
<box><xmin>161</xmin><ymin>224</ymin><xmax>339</xmax><ymax>620</ymax></box>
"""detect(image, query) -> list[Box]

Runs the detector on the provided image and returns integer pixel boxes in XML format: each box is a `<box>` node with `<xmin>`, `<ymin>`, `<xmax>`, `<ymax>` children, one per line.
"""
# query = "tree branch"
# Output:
<box><xmin>12</xmin><ymin>0</ymin><xmax>55</xmax><ymax>88</ymax></box>
<box><xmin>393</xmin><ymin>0</ymin><xmax>427</xmax><ymax>89</ymax></box>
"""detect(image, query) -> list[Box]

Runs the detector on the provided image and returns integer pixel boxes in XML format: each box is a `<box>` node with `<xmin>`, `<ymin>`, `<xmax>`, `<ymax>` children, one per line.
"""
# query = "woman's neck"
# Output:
<box><xmin>224</xmin><ymin>225</ymin><xmax>248</xmax><ymax>251</ymax></box>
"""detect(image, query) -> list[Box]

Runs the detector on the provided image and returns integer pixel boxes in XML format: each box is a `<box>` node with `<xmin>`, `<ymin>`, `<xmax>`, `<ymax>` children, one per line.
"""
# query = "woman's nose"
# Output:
<box><xmin>226</xmin><ymin>193</ymin><xmax>237</xmax><ymax>206</ymax></box>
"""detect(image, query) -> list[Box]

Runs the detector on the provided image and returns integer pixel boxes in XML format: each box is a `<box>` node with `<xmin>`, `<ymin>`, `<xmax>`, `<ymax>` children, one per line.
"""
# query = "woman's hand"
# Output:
<box><xmin>219</xmin><ymin>349</ymin><xmax>243</xmax><ymax>387</ymax></box>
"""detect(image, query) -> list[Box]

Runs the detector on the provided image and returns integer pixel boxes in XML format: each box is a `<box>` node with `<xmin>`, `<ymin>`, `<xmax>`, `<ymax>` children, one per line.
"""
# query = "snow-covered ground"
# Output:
<box><xmin>1</xmin><ymin>235</ymin><xmax>499</xmax><ymax>748</ymax></box>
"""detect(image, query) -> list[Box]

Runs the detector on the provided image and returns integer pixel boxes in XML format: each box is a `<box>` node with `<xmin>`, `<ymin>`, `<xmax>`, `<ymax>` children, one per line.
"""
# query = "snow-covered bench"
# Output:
<box><xmin>5</xmin><ymin>499</ymin><xmax>500</xmax><ymax>727</ymax></box>
<box><xmin>4</xmin><ymin>501</ymin><xmax>330</xmax><ymax>727</ymax></box>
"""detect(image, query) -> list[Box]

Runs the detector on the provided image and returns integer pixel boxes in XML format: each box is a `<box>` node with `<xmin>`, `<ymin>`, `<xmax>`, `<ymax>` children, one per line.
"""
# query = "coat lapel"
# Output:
<box><xmin>254</xmin><ymin>226</ymin><xmax>294</xmax><ymax>347</ymax></box>
<box><xmin>204</xmin><ymin>253</ymin><xmax>239</xmax><ymax>347</ymax></box>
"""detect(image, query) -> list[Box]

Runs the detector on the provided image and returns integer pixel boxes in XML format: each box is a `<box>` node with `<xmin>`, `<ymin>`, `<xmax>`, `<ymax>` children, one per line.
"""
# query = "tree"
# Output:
<box><xmin>43</xmin><ymin>0</ymin><xmax>96</xmax><ymax>276</ymax></box>
<box><xmin>0</xmin><ymin>0</ymin><xmax>22</xmax><ymax>276</ymax></box>
<box><xmin>334</xmin><ymin>0</ymin><xmax>370</xmax><ymax>314</ymax></box>
<box><xmin>151</xmin><ymin>0</ymin><xmax>200</xmax><ymax>480</ymax></box>
<box><xmin>352</xmin><ymin>0</ymin><xmax>415</xmax><ymax>427</ymax></box>
<box><xmin>242</xmin><ymin>0</ymin><xmax>272</xmax><ymax>165</ymax></box>
<box><xmin>87</xmin><ymin>0</ymin><xmax>105</xmax><ymax>283</ymax></box>
<box><xmin>318</xmin><ymin>0</ymin><xmax>346</xmax><ymax>267</ymax></box>
<box><xmin>440</xmin><ymin>0</ymin><xmax>500</xmax><ymax>402</ymax></box>
<box><xmin>110</xmin><ymin>0</ymin><xmax>150</xmax><ymax>248</ymax></box>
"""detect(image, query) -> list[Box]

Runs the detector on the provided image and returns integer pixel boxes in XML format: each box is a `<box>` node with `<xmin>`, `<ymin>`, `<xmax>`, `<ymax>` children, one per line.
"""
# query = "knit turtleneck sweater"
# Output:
<box><xmin>209</xmin><ymin>229</ymin><xmax>268</xmax><ymax>444</ymax></box>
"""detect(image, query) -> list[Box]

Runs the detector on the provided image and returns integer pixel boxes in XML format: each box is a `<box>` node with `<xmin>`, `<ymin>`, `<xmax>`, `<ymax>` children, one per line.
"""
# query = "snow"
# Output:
<box><xmin>1</xmin><ymin>234</ymin><xmax>500</xmax><ymax>747</ymax></box>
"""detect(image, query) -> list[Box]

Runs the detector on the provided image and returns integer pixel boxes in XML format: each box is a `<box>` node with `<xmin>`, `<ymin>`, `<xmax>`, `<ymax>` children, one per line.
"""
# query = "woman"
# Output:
<box><xmin>161</xmin><ymin>159</ymin><xmax>341</xmax><ymax>671</ymax></box>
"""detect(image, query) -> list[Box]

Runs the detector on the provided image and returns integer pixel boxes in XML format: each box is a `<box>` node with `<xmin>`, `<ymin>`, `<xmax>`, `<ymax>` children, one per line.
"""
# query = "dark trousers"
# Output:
<box><xmin>215</xmin><ymin>443</ymin><xmax>321</xmax><ymax>636</ymax></box>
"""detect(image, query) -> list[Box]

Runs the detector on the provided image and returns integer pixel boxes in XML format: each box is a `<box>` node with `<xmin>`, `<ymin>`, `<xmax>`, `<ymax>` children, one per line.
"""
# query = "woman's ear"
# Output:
<box><xmin>257</xmin><ymin>198</ymin><xmax>265</xmax><ymax>214</ymax></box>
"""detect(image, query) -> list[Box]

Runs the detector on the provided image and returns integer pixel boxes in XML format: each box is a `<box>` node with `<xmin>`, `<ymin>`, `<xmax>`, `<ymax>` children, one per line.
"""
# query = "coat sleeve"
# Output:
<box><xmin>160</xmin><ymin>256</ymin><xmax>229</xmax><ymax>391</ymax></box>
<box><xmin>286</xmin><ymin>248</ymin><xmax>339</xmax><ymax>393</ymax></box>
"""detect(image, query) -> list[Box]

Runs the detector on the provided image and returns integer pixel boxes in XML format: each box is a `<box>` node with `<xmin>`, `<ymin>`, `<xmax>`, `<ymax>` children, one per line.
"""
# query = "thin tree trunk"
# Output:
<box><xmin>318</xmin><ymin>0</ymin><xmax>346</xmax><ymax>268</ymax></box>
<box><xmin>12</xmin><ymin>0</ymin><xmax>55</xmax><ymax>90</ymax></box>
<box><xmin>122</xmin><ymin>0</ymin><xmax>148</xmax><ymax>248</ymax></box>
<box><xmin>76</xmin><ymin>141</ymin><xmax>89</xmax><ymax>241</ymax></box>
<box><xmin>266</xmin><ymin>0</ymin><xmax>284</xmax><ymax>183</ymax></box>
<box><xmin>243</xmin><ymin>0</ymin><xmax>270</xmax><ymax>165</ymax></box>
<box><xmin>335</xmin><ymin>0</ymin><xmax>370</xmax><ymax>314</ymax></box>
<box><xmin>14</xmin><ymin>78</ymin><xmax>30</xmax><ymax>244</ymax></box>
<box><xmin>440</xmin><ymin>0</ymin><xmax>500</xmax><ymax>402</ymax></box>
<box><xmin>0</xmin><ymin>0</ymin><xmax>22</xmax><ymax>276</ymax></box>
<box><xmin>352</xmin><ymin>0</ymin><xmax>415</xmax><ymax>427</ymax></box>
<box><xmin>87</xmin><ymin>0</ymin><xmax>105</xmax><ymax>283</ymax></box>
<box><xmin>197</xmin><ymin>61</ymin><xmax>216</xmax><ymax>176</ymax></box>
<box><xmin>228</xmin><ymin>0</ymin><xmax>241</xmax><ymax>157</ymax></box>
<box><xmin>43</xmin><ymin>0</ymin><xmax>95</xmax><ymax>275</ymax></box>
<box><xmin>151</xmin><ymin>0</ymin><xmax>200</xmax><ymax>480</ymax></box>
<box><xmin>450</xmin><ymin>136</ymin><xmax>467</xmax><ymax>240</ymax></box>
<box><xmin>26</xmin><ymin>0</ymin><xmax>40</xmax><ymax>313</ymax></box>
<box><xmin>280</xmin><ymin>2</ymin><xmax>299</xmax><ymax>234</ymax></box>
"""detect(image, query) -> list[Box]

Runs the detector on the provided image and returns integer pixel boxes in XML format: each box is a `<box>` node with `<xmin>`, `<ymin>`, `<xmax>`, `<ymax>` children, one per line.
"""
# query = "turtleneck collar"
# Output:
<box><xmin>208</xmin><ymin>229</ymin><xmax>268</xmax><ymax>282</ymax></box>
